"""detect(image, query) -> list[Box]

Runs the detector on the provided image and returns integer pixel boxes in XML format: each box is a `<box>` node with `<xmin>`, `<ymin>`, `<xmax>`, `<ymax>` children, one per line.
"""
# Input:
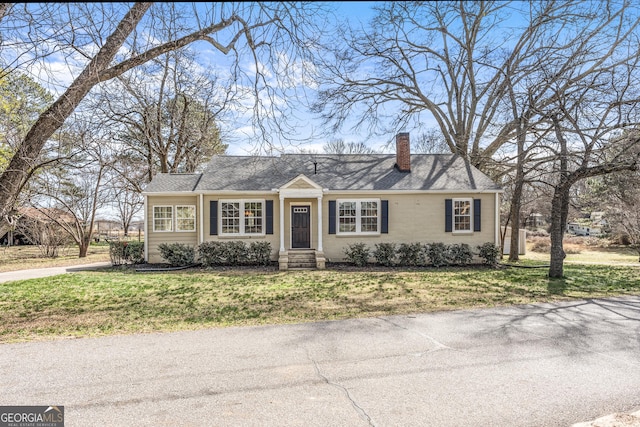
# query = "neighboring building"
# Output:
<box><xmin>502</xmin><ymin>227</ymin><xmax>527</xmax><ymax>255</ymax></box>
<box><xmin>567</xmin><ymin>222</ymin><xmax>602</xmax><ymax>237</ymax></box>
<box><xmin>142</xmin><ymin>133</ymin><xmax>503</xmax><ymax>269</ymax></box>
<box><xmin>94</xmin><ymin>219</ymin><xmax>122</xmax><ymax>241</ymax></box>
<box><xmin>526</xmin><ymin>213</ymin><xmax>547</xmax><ymax>229</ymax></box>
<box><xmin>2</xmin><ymin>207</ymin><xmax>75</xmax><ymax>246</ymax></box>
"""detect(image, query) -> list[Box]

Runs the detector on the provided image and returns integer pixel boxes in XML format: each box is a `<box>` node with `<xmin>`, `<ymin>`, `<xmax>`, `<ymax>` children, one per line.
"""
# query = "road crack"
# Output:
<box><xmin>376</xmin><ymin>316</ymin><xmax>457</xmax><ymax>352</ymax></box>
<box><xmin>306</xmin><ymin>350</ymin><xmax>375</xmax><ymax>427</ymax></box>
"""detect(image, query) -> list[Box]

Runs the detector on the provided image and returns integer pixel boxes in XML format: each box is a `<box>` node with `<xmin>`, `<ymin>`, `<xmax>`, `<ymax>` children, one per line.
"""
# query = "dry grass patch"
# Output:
<box><xmin>0</xmin><ymin>244</ymin><xmax>111</xmax><ymax>272</ymax></box>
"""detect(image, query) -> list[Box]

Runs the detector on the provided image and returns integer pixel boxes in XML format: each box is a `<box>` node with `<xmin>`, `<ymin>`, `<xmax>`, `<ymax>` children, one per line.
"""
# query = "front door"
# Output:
<box><xmin>291</xmin><ymin>206</ymin><xmax>311</xmax><ymax>249</ymax></box>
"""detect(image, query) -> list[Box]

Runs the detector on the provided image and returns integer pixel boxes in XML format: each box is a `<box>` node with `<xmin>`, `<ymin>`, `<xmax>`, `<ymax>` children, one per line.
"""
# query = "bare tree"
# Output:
<box><xmin>28</xmin><ymin>124</ymin><xmax>113</xmax><ymax>258</ymax></box>
<box><xmin>107</xmin><ymin>172</ymin><xmax>144</xmax><ymax>237</ymax></box>
<box><xmin>0</xmin><ymin>2</ymin><xmax>327</xmax><ymax>235</ymax></box>
<box><xmin>313</xmin><ymin>1</ymin><xmax>576</xmax><ymax>166</ymax></box>
<box><xmin>412</xmin><ymin>129</ymin><xmax>450</xmax><ymax>154</ymax></box>
<box><xmin>313</xmin><ymin>1</ymin><xmax>640</xmax><ymax>269</ymax></box>
<box><xmin>543</xmin><ymin>83</ymin><xmax>640</xmax><ymax>277</ymax></box>
<box><xmin>96</xmin><ymin>47</ymin><xmax>228</xmax><ymax>183</ymax></box>
<box><xmin>322</xmin><ymin>139</ymin><xmax>378</xmax><ymax>154</ymax></box>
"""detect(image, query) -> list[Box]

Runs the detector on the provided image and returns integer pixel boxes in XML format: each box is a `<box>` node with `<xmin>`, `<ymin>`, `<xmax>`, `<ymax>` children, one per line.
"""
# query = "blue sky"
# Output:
<box><xmin>221</xmin><ymin>1</ymin><xmax>390</xmax><ymax>156</ymax></box>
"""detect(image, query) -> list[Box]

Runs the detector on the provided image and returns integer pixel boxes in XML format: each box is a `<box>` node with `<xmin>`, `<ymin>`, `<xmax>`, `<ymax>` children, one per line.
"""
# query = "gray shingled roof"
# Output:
<box><xmin>144</xmin><ymin>154</ymin><xmax>501</xmax><ymax>193</ymax></box>
<box><xmin>143</xmin><ymin>173</ymin><xmax>201</xmax><ymax>193</ymax></box>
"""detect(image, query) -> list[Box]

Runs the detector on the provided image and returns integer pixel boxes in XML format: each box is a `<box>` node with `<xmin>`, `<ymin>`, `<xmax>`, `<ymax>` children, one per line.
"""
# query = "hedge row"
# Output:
<box><xmin>343</xmin><ymin>242</ymin><xmax>500</xmax><ymax>268</ymax></box>
<box><xmin>158</xmin><ymin>241</ymin><xmax>273</xmax><ymax>267</ymax></box>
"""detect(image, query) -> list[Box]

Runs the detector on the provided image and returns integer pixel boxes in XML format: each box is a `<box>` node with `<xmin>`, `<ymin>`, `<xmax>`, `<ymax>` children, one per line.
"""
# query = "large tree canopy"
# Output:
<box><xmin>0</xmin><ymin>2</ymin><xmax>327</xmax><ymax>234</ymax></box>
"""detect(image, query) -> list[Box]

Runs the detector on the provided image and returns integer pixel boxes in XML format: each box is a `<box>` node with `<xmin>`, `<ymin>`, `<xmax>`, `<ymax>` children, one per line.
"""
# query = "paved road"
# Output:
<box><xmin>0</xmin><ymin>262</ymin><xmax>111</xmax><ymax>283</ymax></box>
<box><xmin>1</xmin><ymin>296</ymin><xmax>639</xmax><ymax>427</ymax></box>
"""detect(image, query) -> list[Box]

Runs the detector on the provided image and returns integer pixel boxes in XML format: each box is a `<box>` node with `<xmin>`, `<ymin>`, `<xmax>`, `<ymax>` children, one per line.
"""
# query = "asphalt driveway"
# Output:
<box><xmin>1</xmin><ymin>296</ymin><xmax>639</xmax><ymax>426</ymax></box>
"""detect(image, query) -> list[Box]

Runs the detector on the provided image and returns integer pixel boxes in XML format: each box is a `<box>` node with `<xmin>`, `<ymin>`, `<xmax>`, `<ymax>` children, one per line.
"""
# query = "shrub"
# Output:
<box><xmin>109</xmin><ymin>240</ymin><xmax>145</xmax><ymax>266</ymax></box>
<box><xmin>249</xmin><ymin>241</ymin><xmax>272</xmax><ymax>266</ymax></box>
<box><xmin>397</xmin><ymin>242</ymin><xmax>425</xmax><ymax>266</ymax></box>
<box><xmin>529</xmin><ymin>236</ymin><xmax>551</xmax><ymax>253</ymax></box>
<box><xmin>124</xmin><ymin>241</ymin><xmax>145</xmax><ymax>264</ymax></box>
<box><xmin>448</xmin><ymin>243</ymin><xmax>473</xmax><ymax>265</ymax></box>
<box><xmin>477</xmin><ymin>242</ymin><xmax>500</xmax><ymax>267</ymax></box>
<box><xmin>109</xmin><ymin>241</ymin><xmax>128</xmax><ymax>266</ymax></box>
<box><xmin>224</xmin><ymin>241</ymin><xmax>248</xmax><ymax>265</ymax></box>
<box><xmin>158</xmin><ymin>243</ymin><xmax>196</xmax><ymax>267</ymax></box>
<box><xmin>373</xmin><ymin>243</ymin><xmax>396</xmax><ymax>266</ymax></box>
<box><xmin>426</xmin><ymin>242</ymin><xmax>449</xmax><ymax>267</ymax></box>
<box><xmin>197</xmin><ymin>241</ymin><xmax>227</xmax><ymax>267</ymax></box>
<box><xmin>198</xmin><ymin>241</ymin><xmax>272</xmax><ymax>267</ymax></box>
<box><xmin>344</xmin><ymin>243</ymin><xmax>371</xmax><ymax>267</ymax></box>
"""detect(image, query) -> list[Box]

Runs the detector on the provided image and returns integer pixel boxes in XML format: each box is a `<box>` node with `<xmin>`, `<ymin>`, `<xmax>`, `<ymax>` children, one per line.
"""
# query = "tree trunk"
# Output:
<box><xmin>79</xmin><ymin>236</ymin><xmax>90</xmax><ymax>258</ymax></box>
<box><xmin>0</xmin><ymin>3</ymin><xmax>151</xmax><ymax>224</ymax></box>
<box><xmin>508</xmin><ymin>117</ymin><xmax>528</xmax><ymax>262</ymax></box>
<box><xmin>508</xmin><ymin>178</ymin><xmax>524</xmax><ymax>262</ymax></box>
<box><xmin>549</xmin><ymin>184</ymin><xmax>570</xmax><ymax>278</ymax></box>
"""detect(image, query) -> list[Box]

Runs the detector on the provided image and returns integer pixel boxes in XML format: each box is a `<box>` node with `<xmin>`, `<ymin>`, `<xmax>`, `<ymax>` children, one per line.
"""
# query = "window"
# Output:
<box><xmin>220</xmin><ymin>200</ymin><xmax>264</xmax><ymax>235</ymax></box>
<box><xmin>337</xmin><ymin>199</ymin><xmax>379</xmax><ymax>234</ymax></box>
<box><xmin>339</xmin><ymin>201</ymin><xmax>356</xmax><ymax>233</ymax></box>
<box><xmin>244</xmin><ymin>201</ymin><xmax>263</xmax><ymax>233</ymax></box>
<box><xmin>453</xmin><ymin>198</ymin><xmax>472</xmax><ymax>232</ymax></box>
<box><xmin>221</xmin><ymin>202</ymin><xmax>240</xmax><ymax>234</ymax></box>
<box><xmin>153</xmin><ymin>206</ymin><xmax>173</xmax><ymax>232</ymax></box>
<box><xmin>360</xmin><ymin>201</ymin><xmax>378</xmax><ymax>232</ymax></box>
<box><xmin>176</xmin><ymin>205</ymin><xmax>196</xmax><ymax>232</ymax></box>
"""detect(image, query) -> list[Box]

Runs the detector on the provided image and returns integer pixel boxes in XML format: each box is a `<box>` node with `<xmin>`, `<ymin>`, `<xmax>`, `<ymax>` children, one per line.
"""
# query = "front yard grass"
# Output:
<box><xmin>0</xmin><ymin>264</ymin><xmax>638</xmax><ymax>343</ymax></box>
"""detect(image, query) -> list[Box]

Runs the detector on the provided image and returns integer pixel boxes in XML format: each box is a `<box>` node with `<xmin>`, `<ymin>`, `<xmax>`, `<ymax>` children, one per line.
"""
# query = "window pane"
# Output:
<box><xmin>221</xmin><ymin>202</ymin><xmax>240</xmax><ymax>233</ymax></box>
<box><xmin>339</xmin><ymin>202</ymin><xmax>356</xmax><ymax>217</ymax></box>
<box><xmin>360</xmin><ymin>201</ymin><xmax>378</xmax><ymax>232</ymax></box>
<box><xmin>176</xmin><ymin>206</ymin><xmax>195</xmax><ymax>231</ymax></box>
<box><xmin>339</xmin><ymin>201</ymin><xmax>357</xmax><ymax>233</ymax></box>
<box><xmin>454</xmin><ymin>200</ymin><xmax>471</xmax><ymax>231</ymax></box>
<box><xmin>244</xmin><ymin>201</ymin><xmax>263</xmax><ymax>234</ymax></box>
<box><xmin>154</xmin><ymin>206</ymin><xmax>172</xmax><ymax>231</ymax></box>
<box><xmin>339</xmin><ymin>217</ymin><xmax>356</xmax><ymax>232</ymax></box>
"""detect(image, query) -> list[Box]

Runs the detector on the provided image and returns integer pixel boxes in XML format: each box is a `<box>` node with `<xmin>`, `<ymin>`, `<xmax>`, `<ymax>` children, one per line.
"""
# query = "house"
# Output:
<box><xmin>1</xmin><ymin>207</ymin><xmax>74</xmax><ymax>246</ymax></box>
<box><xmin>526</xmin><ymin>213</ymin><xmax>547</xmax><ymax>229</ymax></box>
<box><xmin>142</xmin><ymin>133</ymin><xmax>503</xmax><ymax>269</ymax></box>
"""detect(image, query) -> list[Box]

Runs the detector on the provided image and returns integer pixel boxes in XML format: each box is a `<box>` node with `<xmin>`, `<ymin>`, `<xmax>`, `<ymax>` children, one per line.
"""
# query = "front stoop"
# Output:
<box><xmin>279</xmin><ymin>250</ymin><xmax>325</xmax><ymax>270</ymax></box>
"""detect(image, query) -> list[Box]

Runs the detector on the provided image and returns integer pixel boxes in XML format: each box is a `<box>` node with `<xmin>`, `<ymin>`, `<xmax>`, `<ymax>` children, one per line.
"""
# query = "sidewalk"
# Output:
<box><xmin>0</xmin><ymin>262</ymin><xmax>111</xmax><ymax>283</ymax></box>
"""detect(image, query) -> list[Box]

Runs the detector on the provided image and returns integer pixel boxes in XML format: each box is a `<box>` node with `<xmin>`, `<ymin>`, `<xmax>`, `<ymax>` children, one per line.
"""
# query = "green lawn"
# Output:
<box><xmin>1</xmin><ymin>264</ymin><xmax>638</xmax><ymax>343</ymax></box>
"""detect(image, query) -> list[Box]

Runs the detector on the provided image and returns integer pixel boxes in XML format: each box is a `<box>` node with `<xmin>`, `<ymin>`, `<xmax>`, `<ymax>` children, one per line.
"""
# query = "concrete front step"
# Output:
<box><xmin>288</xmin><ymin>261</ymin><xmax>317</xmax><ymax>269</ymax></box>
<box><xmin>284</xmin><ymin>250</ymin><xmax>317</xmax><ymax>270</ymax></box>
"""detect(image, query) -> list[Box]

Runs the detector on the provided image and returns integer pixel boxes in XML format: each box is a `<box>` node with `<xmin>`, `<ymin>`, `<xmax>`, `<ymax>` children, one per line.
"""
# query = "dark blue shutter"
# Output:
<box><xmin>265</xmin><ymin>200</ymin><xmax>274</xmax><ymax>235</ymax></box>
<box><xmin>474</xmin><ymin>199</ymin><xmax>481</xmax><ymax>232</ymax></box>
<box><xmin>445</xmin><ymin>199</ymin><xmax>452</xmax><ymax>232</ymax></box>
<box><xmin>210</xmin><ymin>201</ymin><xmax>218</xmax><ymax>235</ymax></box>
<box><xmin>328</xmin><ymin>200</ymin><xmax>336</xmax><ymax>234</ymax></box>
<box><xmin>381</xmin><ymin>200</ymin><xmax>389</xmax><ymax>234</ymax></box>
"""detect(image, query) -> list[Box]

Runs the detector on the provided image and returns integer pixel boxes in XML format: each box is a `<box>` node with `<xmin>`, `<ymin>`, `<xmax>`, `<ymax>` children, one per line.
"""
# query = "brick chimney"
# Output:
<box><xmin>395</xmin><ymin>132</ymin><xmax>411</xmax><ymax>172</ymax></box>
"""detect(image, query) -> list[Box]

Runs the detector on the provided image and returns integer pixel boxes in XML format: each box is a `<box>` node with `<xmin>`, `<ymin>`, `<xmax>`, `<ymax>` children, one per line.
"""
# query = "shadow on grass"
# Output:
<box><xmin>547</xmin><ymin>278</ymin><xmax>567</xmax><ymax>295</ymax></box>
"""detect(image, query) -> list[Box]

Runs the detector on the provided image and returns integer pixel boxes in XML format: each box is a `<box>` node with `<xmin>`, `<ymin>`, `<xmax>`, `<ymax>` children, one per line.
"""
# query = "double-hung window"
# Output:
<box><xmin>337</xmin><ymin>199</ymin><xmax>380</xmax><ymax>235</ymax></box>
<box><xmin>176</xmin><ymin>206</ymin><xmax>196</xmax><ymax>232</ymax></box>
<box><xmin>220</xmin><ymin>200</ymin><xmax>264</xmax><ymax>235</ymax></box>
<box><xmin>453</xmin><ymin>198</ymin><xmax>472</xmax><ymax>232</ymax></box>
<box><xmin>153</xmin><ymin>206</ymin><xmax>173</xmax><ymax>232</ymax></box>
